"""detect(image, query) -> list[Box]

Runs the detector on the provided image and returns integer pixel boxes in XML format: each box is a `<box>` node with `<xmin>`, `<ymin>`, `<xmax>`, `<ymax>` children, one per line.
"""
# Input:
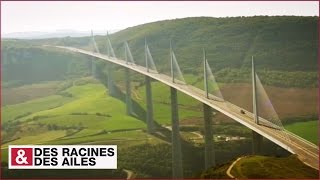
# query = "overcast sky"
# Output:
<box><xmin>2</xmin><ymin>1</ymin><xmax>318</xmax><ymax>34</ymax></box>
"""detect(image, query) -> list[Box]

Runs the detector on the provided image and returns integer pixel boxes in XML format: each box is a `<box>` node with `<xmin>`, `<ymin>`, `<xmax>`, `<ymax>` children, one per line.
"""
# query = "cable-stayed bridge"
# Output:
<box><xmin>46</xmin><ymin>33</ymin><xmax>319</xmax><ymax>177</ymax></box>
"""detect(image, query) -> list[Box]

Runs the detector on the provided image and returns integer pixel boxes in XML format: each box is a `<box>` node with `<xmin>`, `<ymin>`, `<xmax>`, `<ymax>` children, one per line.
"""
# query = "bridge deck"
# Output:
<box><xmin>51</xmin><ymin>45</ymin><xmax>319</xmax><ymax>170</ymax></box>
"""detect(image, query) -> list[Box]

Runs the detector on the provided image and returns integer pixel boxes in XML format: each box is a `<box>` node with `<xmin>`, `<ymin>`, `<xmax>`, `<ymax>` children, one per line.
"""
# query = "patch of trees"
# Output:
<box><xmin>69</xmin><ymin>112</ymin><xmax>111</xmax><ymax>117</ymax></box>
<box><xmin>282</xmin><ymin>114</ymin><xmax>318</xmax><ymax>125</ymax></box>
<box><xmin>198</xmin><ymin>124</ymin><xmax>252</xmax><ymax>138</ymax></box>
<box><xmin>95</xmin><ymin>112</ymin><xmax>111</xmax><ymax>117</ymax></box>
<box><xmin>56</xmin><ymin>81</ymin><xmax>73</xmax><ymax>92</ymax></box>
<box><xmin>73</xmin><ymin>77</ymin><xmax>99</xmax><ymax>86</ymax></box>
<box><xmin>30</xmin><ymin>115</ymin><xmax>50</xmax><ymax>121</ymax></box>
<box><xmin>215</xmin><ymin>68</ymin><xmax>318</xmax><ymax>88</ymax></box>
<box><xmin>1</xmin><ymin>120</ymin><xmax>22</xmax><ymax>141</ymax></box>
<box><xmin>56</xmin><ymin>91</ymin><xmax>73</xmax><ymax>97</ymax></box>
<box><xmin>2</xmin><ymin>42</ymin><xmax>91</xmax><ymax>87</ymax></box>
<box><xmin>45</xmin><ymin>122</ymin><xmax>84</xmax><ymax>132</ymax></box>
<box><xmin>70</xmin><ymin>112</ymin><xmax>89</xmax><ymax>115</ymax></box>
<box><xmin>13</xmin><ymin>112</ymin><xmax>32</xmax><ymax>120</ymax></box>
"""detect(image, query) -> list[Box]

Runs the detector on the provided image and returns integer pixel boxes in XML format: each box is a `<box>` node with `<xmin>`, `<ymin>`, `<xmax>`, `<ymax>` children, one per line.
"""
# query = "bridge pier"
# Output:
<box><xmin>170</xmin><ymin>87</ymin><xmax>183</xmax><ymax>178</ymax></box>
<box><xmin>145</xmin><ymin>76</ymin><xmax>154</xmax><ymax>133</ymax></box>
<box><xmin>252</xmin><ymin>57</ymin><xmax>259</xmax><ymax>125</ymax></box>
<box><xmin>125</xmin><ymin>68</ymin><xmax>132</xmax><ymax>115</ymax></box>
<box><xmin>90</xmin><ymin>58</ymin><xmax>96</xmax><ymax>77</ymax></box>
<box><xmin>203</xmin><ymin>104</ymin><xmax>215</xmax><ymax>169</ymax></box>
<box><xmin>106</xmin><ymin>63</ymin><xmax>115</xmax><ymax>96</ymax></box>
<box><xmin>252</xmin><ymin>131</ymin><xmax>263</xmax><ymax>154</ymax></box>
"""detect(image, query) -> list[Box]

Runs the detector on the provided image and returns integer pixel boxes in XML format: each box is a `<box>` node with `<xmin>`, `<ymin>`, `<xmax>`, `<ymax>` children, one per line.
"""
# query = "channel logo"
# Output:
<box><xmin>11</xmin><ymin>148</ymin><xmax>33</xmax><ymax>166</ymax></box>
<box><xmin>9</xmin><ymin>145</ymin><xmax>117</xmax><ymax>169</ymax></box>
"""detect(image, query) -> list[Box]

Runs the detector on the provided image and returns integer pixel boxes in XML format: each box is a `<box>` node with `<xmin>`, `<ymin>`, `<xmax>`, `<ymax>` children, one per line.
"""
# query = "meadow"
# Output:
<box><xmin>285</xmin><ymin>120</ymin><xmax>318</xmax><ymax>145</ymax></box>
<box><xmin>2</xmin><ymin>81</ymin><xmax>61</xmax><ymax>105</ymax></box>
<box><xmin>1</xmin><ymin>81</ymin><xmax>150</xmax><ymax>151</ymax></box>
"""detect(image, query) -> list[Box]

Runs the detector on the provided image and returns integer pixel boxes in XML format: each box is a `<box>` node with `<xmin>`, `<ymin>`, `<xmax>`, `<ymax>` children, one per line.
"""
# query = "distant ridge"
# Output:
<box><xmin>2</xmin><ymin>29</ymin><xmax>120</xmax><ymax>39</ymax></box>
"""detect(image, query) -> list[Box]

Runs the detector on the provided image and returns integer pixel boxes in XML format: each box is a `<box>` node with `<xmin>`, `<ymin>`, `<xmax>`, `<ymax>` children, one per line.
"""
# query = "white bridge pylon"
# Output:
<box><xmin>145</xmin><ymin>38</ymin><xmax>158</xmax><ymax>73</ymax></box>
<box><xmin>124</xmin><ymin>41</ymin><xmax>136</xmax><ymax>65</ymax></box>
<box><xmin>252</xmin><ymin>57</ymin><xmax>290</xmax><ymax>141</ymax></box>
<box><xmin>90</xmin><ymin>30</ymin><xmax>100</xmax><ymax>54</ymax></box>
<box><xmin>106</xmin><ymin>32</ymin><xmax>116</xmax><ymax>59</ymax></box>
<box><xmin>203</xmin><ymin>49</ymin><xmax>224</xmax><ymax>102</ymax></box>
<box><xmin>170</xmin><ymin>40</ymin><xmax>186</xmax><ymax>84</ymax></box>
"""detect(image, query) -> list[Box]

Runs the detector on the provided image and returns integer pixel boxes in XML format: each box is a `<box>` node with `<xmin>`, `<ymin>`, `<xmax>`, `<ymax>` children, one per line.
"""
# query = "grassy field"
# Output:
<box><xmin>285</xmin><ymin>120</ymin><xmax>318</xmax><ymax>145</ymax></box>
<box><xmin>19</xmin><ymin>83</ymin><xmax>146</xmax><ymax>128</ymax></box>
<box><xmin>230</xmin><ymin>155</ymin><xmax>319</xmax><ymax>179</ymax></box>
<box><xmin>2</xmin><ymin>81</ymin><xmax>61</xmax><ymax>105</ymax></box>
<box><xmin>1</xmin><ymin>95</ymin><xmax>73</xmax><ymax>123</ymax></box>
<box><xmin>2</xmin><ymin>130</ymin><xmax>66</xmax><ymax>148</ymax></box>
<box><xmin>1</xmin><ymin>82</ymin><xmax>151</xmax><ymax>151</ymax></box>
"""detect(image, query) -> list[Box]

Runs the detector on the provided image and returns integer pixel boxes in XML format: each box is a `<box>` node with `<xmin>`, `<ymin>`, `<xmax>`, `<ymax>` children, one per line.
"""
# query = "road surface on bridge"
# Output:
<box><xmin>50</xmin><ymin>45</ymin><xmax>319</xmax><ymax>170</ymax></box>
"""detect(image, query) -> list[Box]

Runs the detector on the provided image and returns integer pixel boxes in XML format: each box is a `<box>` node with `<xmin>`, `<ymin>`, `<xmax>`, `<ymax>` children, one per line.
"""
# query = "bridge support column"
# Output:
<box><xmin>125</xmin><ymin>68</ymin><xmax>132</xmax><ymax>115</ymax></box>
<box><xmin>252</xmin><ymin>130</ymin><xmax>263</xmax><ymax>154</ymax></box>
<box><xmin>252</xmin><ymin>57</ymin><xmax>259</xmax><ymax>124</ymax></box>
<box><xmin>90</xmin><ymin>58</ymin><xmax>95</xmax><ymax>77</ymax></box>
<box><xmin>203</xmin><ymin>104</ymin><xmax>215</xmax><ymax>169</ymax></box>
<box><xmin>107</xmin><ymin>63</ymin><xmax>115</xmax><ymax>96</ymax></box>
<box><xmin>145</xmin><ymin>76</ymin><xmax>154</xmax><ymax>133</ymax></box>
<box><xmin>170</xmin><ymin>87</ymin><xmax>183</xmax><ymax>178</ymax></box>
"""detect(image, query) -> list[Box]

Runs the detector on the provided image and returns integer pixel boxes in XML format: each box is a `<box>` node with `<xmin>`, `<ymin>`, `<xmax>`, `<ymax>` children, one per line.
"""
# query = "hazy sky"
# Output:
<box><xmin>2</xmin><ymin>1</ymin><xmax>318</xmax><ymax>34</ymax></box>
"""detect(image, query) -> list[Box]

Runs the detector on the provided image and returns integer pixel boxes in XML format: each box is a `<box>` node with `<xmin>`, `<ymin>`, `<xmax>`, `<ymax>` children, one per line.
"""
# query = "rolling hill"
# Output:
<box><xmin>3</xmin><ymin>16</ymin><xmax>318</xmax><ymax>88</ymax></box>
<box><xmin>1</xmin><ymin>16</ymin><xmax>318</xmax><ymax>178</ymax></box>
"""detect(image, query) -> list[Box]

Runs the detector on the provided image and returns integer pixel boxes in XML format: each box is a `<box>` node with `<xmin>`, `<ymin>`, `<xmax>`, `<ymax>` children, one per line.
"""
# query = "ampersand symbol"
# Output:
<box><xmin>15</xmin><ymin>149</ymin><xmax>28</xmax><ymax>164</ymax></box>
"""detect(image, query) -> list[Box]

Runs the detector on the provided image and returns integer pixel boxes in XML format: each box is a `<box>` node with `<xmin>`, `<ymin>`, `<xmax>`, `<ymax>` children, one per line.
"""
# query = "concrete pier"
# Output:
<box><xmin>170</xmin><ymin>87</ymin><xmax>183</xmax><ymax>178</ymax></box>
<box><xmin>203</xmin><ymin>104</ymin><xmax>215</xmax><ymax>169</ymax></box>
<box><xmin>145</xmin><ymin>76</ymin><xmax>154</xmax><ymax>133</ymax></box>
<box><xmin>252</xmin><ymin>57</ymin><xmax>259</xmax><ymax>125</ymax></box>
<box><xmin>107</xmin><ymin>63</ymin><xmax>115</xmax><ymax>96</ymax></box>
<box><xmin>125</xmin><ymin>68</ymin><xmax>132</xmax><ymax>115</ymax></box>
<box><xmin>252</xmin><ymin>130</ymin><xmax>263</xmax><ymax>154</ymax></box>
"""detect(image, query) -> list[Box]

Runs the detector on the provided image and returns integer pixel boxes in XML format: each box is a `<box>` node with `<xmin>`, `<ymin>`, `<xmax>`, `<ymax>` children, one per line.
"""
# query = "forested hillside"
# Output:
<box><xmin>1</xmin><ymin>40</ymin><xmax>91</xmax><ymax>87</ymax></box>
<box><xmin>101</xmin><ymin>16</ymin><xmax>317</xmax><ymax>72</ymax></box>
<box><xmin>2</xmin><ymin>16</ymin><xmax>318</xmax><ymax>87</ymax></box>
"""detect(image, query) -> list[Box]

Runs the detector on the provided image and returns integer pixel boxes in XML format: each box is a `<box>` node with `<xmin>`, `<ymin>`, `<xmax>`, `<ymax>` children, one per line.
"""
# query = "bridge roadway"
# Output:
<box><xmin>51</xmin><ymin>45</ymin><xmax>319</xmax><ymax>170</ymax></box>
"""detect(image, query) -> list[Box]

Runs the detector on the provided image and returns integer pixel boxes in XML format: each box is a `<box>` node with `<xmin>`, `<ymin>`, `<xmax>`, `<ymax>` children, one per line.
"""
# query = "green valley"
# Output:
<box><xmin>1</xmin><ymin>16</ymin><xmax>318</xmax><ymax>179</ymax></box>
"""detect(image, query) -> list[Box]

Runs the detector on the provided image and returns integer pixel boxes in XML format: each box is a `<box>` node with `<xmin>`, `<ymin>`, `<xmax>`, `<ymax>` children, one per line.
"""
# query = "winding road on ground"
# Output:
<box><xmin>226</xmin><ymin>156</ymin><xmax>245</xmax><ymax>179</ymax></box>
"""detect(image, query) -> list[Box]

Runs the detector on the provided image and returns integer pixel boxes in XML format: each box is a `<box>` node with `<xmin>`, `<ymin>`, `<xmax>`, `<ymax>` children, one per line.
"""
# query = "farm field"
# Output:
<box><xmin>1</xmin><ymin>81</ymin><xmax>150</xmax><ymax>152</ymax></box>
<box><xmin>285</xmin><ymin>120</ymin><xmax>318</xmax><ymax>145</ymax></box>
<box><xmin>220</xmin><ymin>83</ymin><xmax>318</xmax><ymax>119</ymax></box>
<box><xmin>1</xmin><ymin>95</ymin><xmax>73</xmax><ymax>123</ymax></box>
<box><xmin>188</xmin><ymin>77</ymin><xmax>318</xmax><ymax>120</ymax></box>
<box><xmin>2</xmin><ymin>81</ymin><xmax>61</xmax><ymax>105</ymax></box>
